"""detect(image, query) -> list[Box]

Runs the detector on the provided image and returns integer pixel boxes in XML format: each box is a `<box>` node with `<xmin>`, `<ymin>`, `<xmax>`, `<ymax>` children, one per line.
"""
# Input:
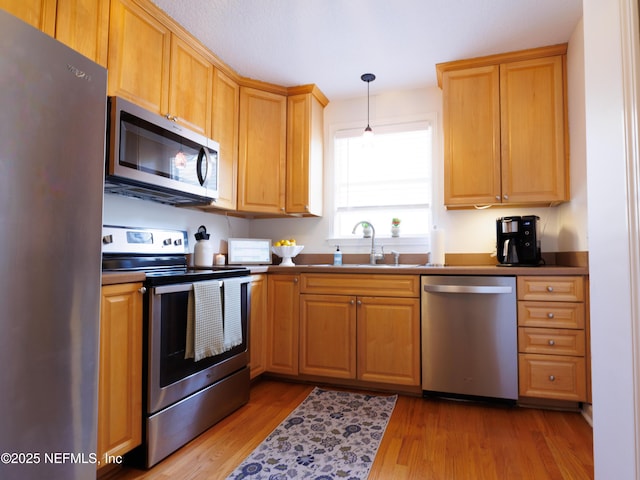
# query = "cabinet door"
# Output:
<box><xmin>98</xmin><ymin>283</ymin><xmax>143</xmax><ymax>461</ymax></box>
<box><xmin>0</xmin><ymin>0</ymin><xmax>56</xmax><ymax>35</ymax></box>
<box><xmin>286</xmin><ymin>92</ymin><xmax>324</xmax><ymax>216</ymax></box>
<box><xmin>500</xmin><ymin>55</ymin><xmax>568</xmax><ymax>204</ymax></box>
<box><xmin>210</xmin><ymin>69</ymin><xmax>240</xmax><ymax>210</ymax></box>
<box><xmin>299</xmin><ymin>294</ymin><xmax>356</xmax><ymax>379</ymax></box>
<box><xmin>168</xmin><ymin>34</ymin><xmax>213</xmax><ymax>136</ymax></box>
<box><xmin>266</xmin><ymin>274</ymin><xmax>299</xmax><ymax>375</ymax></box>
<box><xmin>249</xmin><ymin>274</ymin><xmax>267</xmax><ymax>379</ymax></box>
<box><xmin>357</xmin><ymin>296</ymin><xmax>421</xmax><ymax>386</ymax></box>
<box><xmin>238</xmin><ymin>87</ymin><xmax>287</xmax><ymax>213</ymax></box>
<box><xmin>55</xmin><ymin>0</ymin><xmax>110</xmax><ymax>67</ymax></box>
<box><xmin>442</xmin><ymin>65</ymin><xmax>501</xmax><ymax>206</ymax></box>
<box><xmin>107</xmin><ymin>0</ymin><xmax>171</xmax><ymax>115</ymax></box>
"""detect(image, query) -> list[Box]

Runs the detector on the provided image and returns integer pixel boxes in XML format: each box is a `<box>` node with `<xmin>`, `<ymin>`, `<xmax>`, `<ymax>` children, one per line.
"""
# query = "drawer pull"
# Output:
<box><xmin>549</xmin><ymin>375</ymin><xmax>556</xmax><ymax>382</ymax></box>
<box><xmin>547</xmin><ymin>312</ymin><xmax>555</xmax><ymax>319</ymax></box>
<box><xmin>547</xmin><ymin>286</ymin><xmax>554</xmax><ymax>292</ymax></box>
<box><xmin>548</xmin><ymin>339</ymin><xmax>555</xmax><ymax>346</ymax></box>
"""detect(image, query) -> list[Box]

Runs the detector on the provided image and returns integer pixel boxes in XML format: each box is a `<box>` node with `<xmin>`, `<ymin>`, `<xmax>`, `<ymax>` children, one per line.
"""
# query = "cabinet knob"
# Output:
<box><xmin>503</xmin><ymin>194</ymin><xmax>509</xmax><ymax>201</ymax></box>
<box><xmin>357</xmin><ymin>300</ymin><xmax>362</xmax><ymax>306</ymax></box>
<box><xmin>350</xmin><ymin>299</ymin><xmax>355</xmax><ymax>305</ymax></box>
<box><xmin>495</xmin><ymin>195</ymin><xmax>501</xmax><ymax>201</ymax></box>
<box><xmin>138</xmin><ymin>286</ymin><xmax>147</xmax><ymax>294</ymax></box>
<box><xmin>546</xmin><ymin>286</ymin><xmax>554</xmax><ymax>292</ymax></box>
<box><xmin>293</xmin><ymin>277</ymin><xmax>299</xmax><ymax>283</ymax></box>
<box><xmin>547</xmin><ymin>312</ymin><xmax>555</xmax><ymax>319</ymax></box>
<box><xmin>549</xmin><ymin>375</ymin><xmax>556</xmax><ymax>382</ymax></box>
<box><xmin>548</xmin><ymin>339</ymin><xmax>555</xmax><ymax>346</ymax></box>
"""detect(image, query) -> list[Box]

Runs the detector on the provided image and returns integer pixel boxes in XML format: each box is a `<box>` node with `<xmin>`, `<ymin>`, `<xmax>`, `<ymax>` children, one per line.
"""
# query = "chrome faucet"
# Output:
<box><xmin>352</xmin><ymin>221</ymin><xmax>384</xmax><ymax>264</ymax></box>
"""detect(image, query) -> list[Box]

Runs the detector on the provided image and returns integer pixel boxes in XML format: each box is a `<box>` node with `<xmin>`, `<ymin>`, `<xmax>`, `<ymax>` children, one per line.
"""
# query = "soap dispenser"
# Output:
<box><xmin>333</xmin><ymin>245</ymin><xmax>342</xmax><ymax>266</ymax></box>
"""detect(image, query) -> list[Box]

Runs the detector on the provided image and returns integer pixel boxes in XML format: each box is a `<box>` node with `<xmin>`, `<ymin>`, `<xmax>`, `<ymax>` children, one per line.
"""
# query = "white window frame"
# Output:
<box><xmin>327</xmin><ymin>114</ymin><xmax>436</xmax><ymax>249</ymax></box>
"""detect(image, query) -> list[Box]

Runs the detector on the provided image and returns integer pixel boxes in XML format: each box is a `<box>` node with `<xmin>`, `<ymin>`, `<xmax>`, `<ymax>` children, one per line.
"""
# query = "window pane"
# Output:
<box><xmin>334</xmin><ymin>122</ymin><xmax>432</xmax><ymax>237</ymax></box>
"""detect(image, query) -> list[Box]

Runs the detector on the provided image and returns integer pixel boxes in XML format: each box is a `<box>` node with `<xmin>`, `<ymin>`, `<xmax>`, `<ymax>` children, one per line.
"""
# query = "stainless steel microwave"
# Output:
<box><xmin>105</xmin><ymin>96</ymin><xmax>219</xmax><ymax>206</ymax></box>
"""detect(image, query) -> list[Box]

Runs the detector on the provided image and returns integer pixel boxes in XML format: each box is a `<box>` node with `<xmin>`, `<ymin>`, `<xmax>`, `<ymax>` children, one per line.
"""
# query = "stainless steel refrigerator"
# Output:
<box><xmin>0</xmin><ymin>10</ymin><xmax>107</xmax><ymax>480</ymax></box>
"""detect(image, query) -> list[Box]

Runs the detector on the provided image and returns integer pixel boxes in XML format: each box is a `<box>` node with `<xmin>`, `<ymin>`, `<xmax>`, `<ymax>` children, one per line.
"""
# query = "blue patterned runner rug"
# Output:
<box><xmin>226</xmin><ymin>387</ymin><xmax>398</xmax><ymax>479</ymax></box>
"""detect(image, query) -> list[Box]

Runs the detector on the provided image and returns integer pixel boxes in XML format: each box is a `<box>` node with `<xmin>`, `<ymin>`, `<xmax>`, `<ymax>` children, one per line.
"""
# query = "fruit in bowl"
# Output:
<box><xmin>272</xmin><ymin>240</ymin><xmax>304</xmax><ymax>266</ymax></box>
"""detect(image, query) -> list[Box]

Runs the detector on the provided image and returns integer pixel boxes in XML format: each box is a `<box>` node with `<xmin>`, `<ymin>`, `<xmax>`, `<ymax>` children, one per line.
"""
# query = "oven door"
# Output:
<box><xmin>147</xmin><ymin>277</ymin><xmax>250</xmax><ymax>414</ymax></box>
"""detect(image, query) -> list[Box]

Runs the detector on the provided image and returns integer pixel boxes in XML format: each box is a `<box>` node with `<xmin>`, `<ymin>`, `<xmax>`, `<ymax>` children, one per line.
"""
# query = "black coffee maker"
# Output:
<box><xmin>496</xmin><ymin>216</ymin><xmax>541</xmax><ymax>266</ymax></box>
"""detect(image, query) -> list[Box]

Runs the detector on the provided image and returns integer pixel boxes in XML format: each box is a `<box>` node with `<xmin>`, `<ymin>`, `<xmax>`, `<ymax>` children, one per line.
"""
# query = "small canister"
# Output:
<box><xmin>193</xmin><ymin>225</ymin><xmax>214</xmax><ymax>268</ymax></box>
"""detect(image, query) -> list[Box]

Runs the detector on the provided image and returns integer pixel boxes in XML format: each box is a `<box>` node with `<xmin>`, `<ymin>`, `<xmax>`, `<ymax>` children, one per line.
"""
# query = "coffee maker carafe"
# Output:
<box><xmin>496</xmin><ymin>216</ymin><xmax>541</xmax><ymax>266</ymax></box>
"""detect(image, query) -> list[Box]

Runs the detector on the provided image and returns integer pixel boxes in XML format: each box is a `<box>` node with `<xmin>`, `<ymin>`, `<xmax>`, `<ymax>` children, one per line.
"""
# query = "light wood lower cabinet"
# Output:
<box><xmin>98</xmin><ymin>282</ymin><xmax>143</xmax><ymax>463</ymax></box>
<box><xmin>299</xmin><ymin>294</ymin><xmax>357</xmax><ymax>379</ymax></box>
<box><xmin>249</xmin><ymin>274</ymin><xmax>267</xmax><ymax>379</ymax></box>
<box><xmin>266</xmin><ymin>274</ymin><xmax>300</xmax><ymax>375</ymax></box>
<box><xmin>517</xmin><ymin>276</ymin><xmax>588</xmax><ymax>402</ymax></box>
<box><xmin>298</xmin><ymin>274</ymin><xmax>421</xmax><ymax>387</ymax></box>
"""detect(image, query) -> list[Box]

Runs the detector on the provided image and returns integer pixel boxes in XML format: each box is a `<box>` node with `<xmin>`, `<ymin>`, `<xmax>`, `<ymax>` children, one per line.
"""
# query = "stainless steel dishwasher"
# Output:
<box><xmin>421</xmin><ymin>275</ymin><xmax>518</xmax><ymax>401</ymax></box>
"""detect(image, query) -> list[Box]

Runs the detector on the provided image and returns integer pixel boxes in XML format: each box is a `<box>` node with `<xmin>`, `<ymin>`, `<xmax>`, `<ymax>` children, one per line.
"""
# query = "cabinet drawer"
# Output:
<box><xmin>518</xmin><ymin>353</ymin><xmax>586</xmax><ymax>401</ymax></box>
<box><xmin>517</xmin><ymin>301</ymin><xmax>585</xmax><ymax>328</ymax></box>
<box><xmin>517</xmin><ymin>276</ymin><xmax>584</xmax><ymax>302</ymax></box>
<box><xmin>518</xmin><ymin>327</ymin><xmax>585</xmax><ymax>356</ymax></box>
<box><xmin>300</xmin><ymin>273</ymin><xmax>419</xmax><ymax>297</ymax></box>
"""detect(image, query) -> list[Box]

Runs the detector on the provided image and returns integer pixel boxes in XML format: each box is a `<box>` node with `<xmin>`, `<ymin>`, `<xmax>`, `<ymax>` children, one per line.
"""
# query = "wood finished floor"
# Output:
<box><xmin>105</xmin><ymin>379</ymin><xmax>593</xmax><ymax>480</ymax></box>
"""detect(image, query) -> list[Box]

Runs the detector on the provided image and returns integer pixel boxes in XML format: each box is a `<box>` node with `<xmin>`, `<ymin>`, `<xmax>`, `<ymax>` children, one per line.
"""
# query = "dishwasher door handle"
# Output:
<box><xmin>423</xmin><ymin>284</ymin><xmax>513</xmax><ymax>294</ymax></box>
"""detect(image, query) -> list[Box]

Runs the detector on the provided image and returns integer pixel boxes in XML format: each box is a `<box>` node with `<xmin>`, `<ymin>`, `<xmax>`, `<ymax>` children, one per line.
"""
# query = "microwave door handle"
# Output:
<box><xmin>196</xmin><ymin>147</ymin><xmax>211</xmax><ymax>186</ymax></box>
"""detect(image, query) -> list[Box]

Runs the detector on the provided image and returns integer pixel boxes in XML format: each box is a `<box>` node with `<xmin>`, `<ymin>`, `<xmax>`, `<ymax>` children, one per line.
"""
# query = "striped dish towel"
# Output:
<box><xmin>185</xmin><ymin>280</ymin><xmax>224</xmax><ymax>361</ymax></box>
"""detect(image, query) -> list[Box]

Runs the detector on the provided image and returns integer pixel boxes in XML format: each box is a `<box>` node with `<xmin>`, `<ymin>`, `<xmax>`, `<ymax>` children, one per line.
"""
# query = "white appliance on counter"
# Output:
<box><xmin>0</xmin><ymin>10</ymin><xmax>107</xmax><ymax>480</ymax></box>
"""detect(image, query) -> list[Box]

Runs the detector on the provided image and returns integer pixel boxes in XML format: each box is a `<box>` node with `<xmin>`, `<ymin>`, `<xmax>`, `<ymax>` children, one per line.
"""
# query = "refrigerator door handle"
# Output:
<box><xmin>423</xmin><ymin>284</ymin><xmax>513</xmax><ymax>294</ymax></box>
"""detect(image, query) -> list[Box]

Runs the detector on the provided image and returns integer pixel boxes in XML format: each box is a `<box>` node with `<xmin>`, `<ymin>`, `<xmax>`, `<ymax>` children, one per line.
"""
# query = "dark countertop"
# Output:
<box><xmin>252</xmin><ymin>264</ymin><xmax>588</xmax><ymax>276</ymax></box>
<box><xmin>101</xmin><ymin>263</ymin><xmax>588</xmax><ymax>284</ymax></box>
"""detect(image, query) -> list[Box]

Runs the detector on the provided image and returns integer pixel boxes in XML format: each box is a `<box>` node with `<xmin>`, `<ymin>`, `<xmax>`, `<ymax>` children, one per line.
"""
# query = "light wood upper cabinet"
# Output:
<box><xmin>168</xmin><ymin>32</ymin><xmax>213</xmax><ymax>136</ymax></box>
<box><xmin>0</xmin><ymin>0</ymin><xmax>56</xmax><ymax>35</ymax></box>
<box><xmin>238</xmin><ymin>86</ymin><xmax>287</xmax><ymax>214</ymax></box>
<box><xmin>108</xmin><ymin>0</ymin><xmax>171</xmax><ymax>115</ymax></box>
<box><xmin>500</xmin><ymin>56</ymin><xmax>567</xmax><ymax>204</ymax></box>
<box><xmin>108</xmin><ymin>0</ymin><xmax>213</xmax><ymax>136</ymax></box>
<box><xmin>286</xmin><ymin>87</ymin><xmax>327</xmax><ymax>216</ymax></box>
<box><xmin>210</xmin><ymin>69</ymin><xmax>240</xmax><ymax>210</ymax></box>
<box><xmin>438</xmin><ymin>44</ymin><xmax>569</xmax><ymax>208</ymax></box>
<box><xmin>55</xmin><ymin>0</ymin><xmax>110</xmax><ymax>67</ymax></box>
<box><xmin>1</xmin><ymin>0</ymin><xmax>109</xmax><ymax>67</ymax></box>
<box><xmin>98</xmin><ymin>282</ymin><xmax>143</xmax><ymax>463</ymax></box>
<box><xmin>442</xmin><ymin>65</ymin><xmax>501</xmax><ymax>206</ymax></box>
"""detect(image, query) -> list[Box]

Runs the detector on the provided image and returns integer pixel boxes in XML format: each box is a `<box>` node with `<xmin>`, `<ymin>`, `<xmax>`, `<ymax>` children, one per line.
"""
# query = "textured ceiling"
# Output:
<box><xmin>150</xmin><ymin>0</ymin><xmax>582</xmax><ymax>101</ymax></box>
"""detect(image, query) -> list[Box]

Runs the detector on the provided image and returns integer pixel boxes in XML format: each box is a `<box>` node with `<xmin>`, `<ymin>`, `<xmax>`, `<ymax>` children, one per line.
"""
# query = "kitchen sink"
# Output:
<box><xmin>302</xmin><ymin>264</ymin><xmax>422</xmax><ymax>268</ymax></box>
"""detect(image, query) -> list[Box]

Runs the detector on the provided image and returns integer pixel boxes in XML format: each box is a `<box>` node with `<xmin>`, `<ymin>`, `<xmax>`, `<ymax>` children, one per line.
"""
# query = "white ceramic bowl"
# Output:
<box><xmin>272</xmin><ymin>245</ymin><xmax>304</xmax><ymax>266</ymax></box>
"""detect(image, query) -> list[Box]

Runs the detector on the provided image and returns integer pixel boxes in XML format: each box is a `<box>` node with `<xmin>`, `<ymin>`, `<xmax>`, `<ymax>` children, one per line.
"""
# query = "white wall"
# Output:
<box><xmin>102</xmin><ymin>193</ymin><xmax>250</xmax><ymax>255</ymax></box>
<box><xmin>583</xmin><ymin>0</ymin><xmax>638</xmax><ymax>477</ymax></box>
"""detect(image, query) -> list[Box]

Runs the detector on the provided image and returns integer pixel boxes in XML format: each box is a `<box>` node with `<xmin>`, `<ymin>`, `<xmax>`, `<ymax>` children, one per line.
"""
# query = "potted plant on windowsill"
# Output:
<box><xmin>391</xmin><ymin>218</ymin><xmax>401</xmax><ymax>237</ymax></box>
<box><xmin>361</xmin><ymin>222</ymin><xmax>372</xmax><ymax>238</ymax></box>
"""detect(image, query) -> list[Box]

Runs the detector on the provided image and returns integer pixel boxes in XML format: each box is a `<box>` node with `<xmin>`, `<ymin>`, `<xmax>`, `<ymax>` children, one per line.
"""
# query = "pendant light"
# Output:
<box><xmin>361</xmin><ymin>73</ymin><xmax>375</xmax><ymax>137</ymax></box>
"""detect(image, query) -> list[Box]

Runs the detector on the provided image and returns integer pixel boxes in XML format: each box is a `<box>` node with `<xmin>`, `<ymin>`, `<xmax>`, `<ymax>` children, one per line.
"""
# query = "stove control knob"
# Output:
<box><xmin>174</xmin><ymin>238</ymin><xmax>182</xmax><ymax>246</ymax></box>
<box><xmin>102</xmin><ymin>234</ymin><xmax>113</xmax><ymax>245</ymax></box>
<box><xmin>163</xmin><ymin>238</ymin><xmax>172</xmax><ymax>246</ymax></box>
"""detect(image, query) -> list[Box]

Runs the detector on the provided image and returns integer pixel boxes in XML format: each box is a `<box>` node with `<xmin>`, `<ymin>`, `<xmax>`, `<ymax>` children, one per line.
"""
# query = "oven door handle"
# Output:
<box><xmin>153</xmin><ymin>281</ymin><xmax>223</xmax><ymax>295</ymax></box>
